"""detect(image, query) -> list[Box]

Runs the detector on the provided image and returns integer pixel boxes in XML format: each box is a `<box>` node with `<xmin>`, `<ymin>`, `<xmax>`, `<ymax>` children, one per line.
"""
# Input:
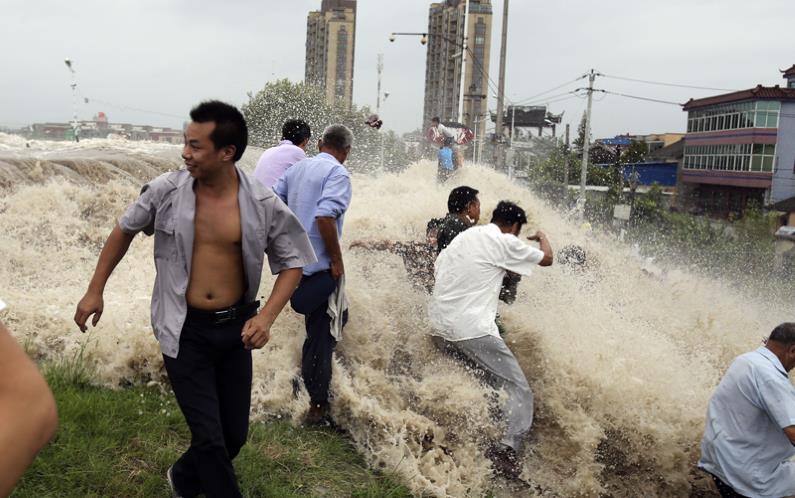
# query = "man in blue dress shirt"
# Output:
<box><xmin>699</xmin><ymin>323</ymin><xmax>795</xmax><ymax>498</ymax></box>
<box><xmin>274</xmin><ymin>124</ymin><xmax>353</xmax><ymax>425</ymax></box>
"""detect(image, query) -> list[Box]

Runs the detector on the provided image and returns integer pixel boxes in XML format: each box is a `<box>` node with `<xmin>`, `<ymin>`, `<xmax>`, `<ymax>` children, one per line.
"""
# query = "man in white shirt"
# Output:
<box><xmin>699</xmin><ymin>323</ymin><xmax>795</xmax><ymax>498</ymax></box>
<box><xmin>429</xmin><ymin>201</ymin><xmax>553</xmax><ymax>478</ymax></box>
<box><xmin>430</xmin><ymin>116</ymin><xmax>455</xmax><ymax>142</ymax></box>
<box><xmin>253</xmin><ymin>119</ymin><xmax>310</xmax><ymax>189</ymax></box>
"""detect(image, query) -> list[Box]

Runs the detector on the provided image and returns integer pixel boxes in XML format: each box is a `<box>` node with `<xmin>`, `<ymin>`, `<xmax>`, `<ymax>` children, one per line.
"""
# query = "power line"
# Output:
<box><xmin>599</xmin><ymin>73</ymin><xmax>738</xmax><ymax>92</ymax></box>
<box><xmin>518</xmin><ymin>90</ymin><xmax>580</xmax><ymax>106</ymax></box>
<box><xmin>539</xmin><ymin>95</ymin><xmax>582</xmax><ymax>108</ymax></box>
<box><xmin>598</xmin><ymin>89</ymin><xmax>683</xmax><ymax>106</ymax></box>
<box><xmin>76</xmin><ymin>89</ymin><xmax>185</xmax><ymax>120</ymax></box>
<box><xmin>513</xmin><ymin>75</ymin><xmax>587</xmax><ymax>105</ymax></box>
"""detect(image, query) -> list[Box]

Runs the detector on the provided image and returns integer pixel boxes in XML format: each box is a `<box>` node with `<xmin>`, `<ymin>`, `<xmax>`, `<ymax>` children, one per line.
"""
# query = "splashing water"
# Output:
<box><xmin>0</xmin><ymin>133</ymin><xmax>789</xmax><ymax>496</ymax></box>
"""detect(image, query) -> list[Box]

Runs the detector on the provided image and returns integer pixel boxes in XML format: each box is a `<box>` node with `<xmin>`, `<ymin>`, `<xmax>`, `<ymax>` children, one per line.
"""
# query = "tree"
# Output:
<box><xmin>622</xmin><ymin>139</ymin><xmax>648</xmax><ymax>164</ymax></box>
<box><xmin>243</xmin><ymin>80</ymin><xmax>336</xmax><ymax>148</ymax></box>
<box><xmin>242</xmin><ymin>79</ymin><xmax>410</xmax><ymax>173</ymax></box>
<box><xmin>589</xmin><ymin>144</ymin><xmax>614</xmax><ymax>165</ymax></box>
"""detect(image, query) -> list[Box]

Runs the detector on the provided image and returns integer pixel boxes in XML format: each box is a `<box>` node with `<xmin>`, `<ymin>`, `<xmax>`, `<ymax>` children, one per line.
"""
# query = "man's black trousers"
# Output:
<box><xmin>163</xmin><ymin>307</ymin><xmax>255</xmax><ymax>498</ymax></box>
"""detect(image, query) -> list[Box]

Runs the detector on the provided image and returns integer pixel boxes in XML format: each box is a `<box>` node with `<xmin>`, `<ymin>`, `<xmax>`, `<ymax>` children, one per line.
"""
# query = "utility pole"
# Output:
<box><xmin>479</xmin><ymin>114</ymin><xmax>486</xmax><ymax>163</ymax></box>
<box><xmin>578</xmin><ymin>69</ymin><xmax>597</xmax><ymax>219</ymax></box>
<box><xmin>457</xmin><ymin>0</ymin><xmax>470</xmax><ymax>124</ymax></box>
<box><xmin>563</xmin><ymin>123</ymin><xmax>570</xmax><ymax>188</ymax></box>
<box><xmin>495</xmin><ymin>0</ymin><xmax>509</xmax><ymax>170</ymax></box>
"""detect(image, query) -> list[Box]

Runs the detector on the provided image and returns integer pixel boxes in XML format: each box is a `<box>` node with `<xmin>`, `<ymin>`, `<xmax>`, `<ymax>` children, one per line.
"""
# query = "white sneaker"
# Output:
<box><xmin>166</xmin><ymin>466</ymin><xmax>183</xmax><ymax>498</ymax></box>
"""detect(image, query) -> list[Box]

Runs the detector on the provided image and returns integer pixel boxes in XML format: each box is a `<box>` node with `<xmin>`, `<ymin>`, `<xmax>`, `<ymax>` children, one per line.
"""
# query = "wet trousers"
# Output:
<box><xmin>432</xmin><ymin>334</ymin><xmax>534</xmax><ymax>451</ymax></box>
<box><xmin>291</xmin><ymin>271</ymin><xmax>347</xmax><ymax>404</ymax></box>
<box><xmin>163</xmin><ymin>308</ymin><xmax>255</xmax><ymax>498</ymax></box>
<box><xmin>708</xmin><ymin>473</ymin><xmax>749</xmax><ymax>498</ymax></box>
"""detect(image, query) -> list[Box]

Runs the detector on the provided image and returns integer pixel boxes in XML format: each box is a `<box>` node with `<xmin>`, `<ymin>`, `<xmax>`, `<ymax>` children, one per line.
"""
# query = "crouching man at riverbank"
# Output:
<box><xmin>74</xmin><ymin>101</ymin><xmax>316</xmax><ymax>498</ymax></box>
<box><xmin>428</xmin><ymin>201</ymin><xmax>553</xmax><ymax>479</ymax></box>
<box><xmin>699</xmin><ymin>323</ymin><xmax>795</xmax><ymax>498</ymax></box>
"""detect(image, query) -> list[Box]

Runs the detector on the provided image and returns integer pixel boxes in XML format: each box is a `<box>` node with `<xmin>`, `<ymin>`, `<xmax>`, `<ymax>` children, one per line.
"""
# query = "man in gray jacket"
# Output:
<box><xmin>74</xmin><ymin>101</ymin><xmax>316</xmax><ymax>498</ymax></box>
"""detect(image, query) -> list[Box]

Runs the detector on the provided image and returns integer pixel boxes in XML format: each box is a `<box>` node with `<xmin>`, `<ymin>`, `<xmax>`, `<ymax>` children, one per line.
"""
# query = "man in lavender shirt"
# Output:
<box><xmin>253</xmin><ymin>119</ymin><xmax>310</xmax><ymax>188</ymax></box>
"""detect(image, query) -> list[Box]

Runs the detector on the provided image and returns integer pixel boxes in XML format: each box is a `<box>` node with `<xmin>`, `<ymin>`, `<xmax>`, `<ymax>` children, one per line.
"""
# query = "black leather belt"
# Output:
<box><xmin>186</xmin><ymin>300</ymin><xmax>260</xmax><ymax>325</ymax></box>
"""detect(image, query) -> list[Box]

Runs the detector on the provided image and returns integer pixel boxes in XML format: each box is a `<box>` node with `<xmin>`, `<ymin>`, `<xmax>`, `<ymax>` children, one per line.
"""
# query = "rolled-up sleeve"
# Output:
<box><xmin>759</xmin><ymin>377</ymin><xmax>795</xmax><ymax>429</ymax></box>
<box><xmin>315</xmin><ymin>169</ymin><xmax>351</xmax><ymax>219</ymax></box>
<box><xmin>118</xmin><ymin>184</ymin><xmax>156</xmax><ymax>236</ymax></box>
<box><xmin>265</xmin><ymin>196</ymin><xmax>318</xmax><ymax>274</ymax></box>
<box><xmin>500</xmin><ymin>236</ymin><xmax>544</xmax><ymax>276</ymax></box>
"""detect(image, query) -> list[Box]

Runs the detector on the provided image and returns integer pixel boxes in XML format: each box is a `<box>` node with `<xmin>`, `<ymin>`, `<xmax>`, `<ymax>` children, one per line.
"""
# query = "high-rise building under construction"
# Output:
<box><xmin>423</xmin><ymin>0</ymin><xmax>493</xmax><ymax>131</ymax></box>
<box><xmin>305</xmin><ymin>0</ymin><xmax>356</xmax><ymax>109</ymax></box>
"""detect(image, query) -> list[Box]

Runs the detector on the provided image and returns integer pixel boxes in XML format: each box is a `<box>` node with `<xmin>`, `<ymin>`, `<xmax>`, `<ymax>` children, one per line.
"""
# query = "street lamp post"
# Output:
<box><xmin>64</xmin><ymin>58</ymin><xmax>79</xmax><ymax>142</ymax></box>
<box><xmin>389</xmin><ymin>26</ymin><xmax>469</xmax><ymax>124</ymax></box>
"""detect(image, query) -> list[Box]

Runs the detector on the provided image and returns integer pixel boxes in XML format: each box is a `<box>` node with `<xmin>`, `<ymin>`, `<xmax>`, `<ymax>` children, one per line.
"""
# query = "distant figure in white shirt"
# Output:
<box><xmin>253</xmin><ymin>119</ymin><xmax>310</xmax><ymax>189</ymax></box>
<box><xmin>429</xmin><ymin>201</ymin><xmax>553</xmax><ymax>479</ymax></box>
<box><xmin>699</xmin><ymin>323</ymin><xmax>795</xmax><ymax>498</ymax></box>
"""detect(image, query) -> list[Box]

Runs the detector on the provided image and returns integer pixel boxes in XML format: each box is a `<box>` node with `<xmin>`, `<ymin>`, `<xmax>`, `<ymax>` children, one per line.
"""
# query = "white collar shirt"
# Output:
<box><xmin>429</xmin><ymin>223</ymin><xmax>544</xmax><ymax>342</ymax></box>
<box><xmin>699</xmin><ymin>347</ymin><xmax>795</xmax><ymax>498</ymax></box>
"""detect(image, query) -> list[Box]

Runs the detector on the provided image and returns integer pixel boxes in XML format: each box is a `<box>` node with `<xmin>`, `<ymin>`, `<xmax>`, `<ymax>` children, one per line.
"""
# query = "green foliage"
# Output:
<box><xmin>15</xmin><ymin>362</ymin><xmax>410</xmax><ymax>497</ymax></box>
<box><xmin>527</xmin><ymin>143</ymin><xmax>574</xmax><ymax>185</ymax></box>
<box><xmin>528</xmin><ymin>139</ymin><xmax>786</xmax><ymax>285</ymax></box>
<box><xmin>622</xmin><ymin>140</ymin><xmax>648</xmax><ymax>164</ymax></box>
<box><xmin>631</xmin><ymin>184</ymin><xmax>665</xmax><ymax>224</ymax></box>
<box><xmin>589</xmin><ymin>145</ymin><xmax>615</xmax><ymax>165</ymax></box>
<box><xmin>603</xmin><ymin>165</ymin><xmax>624</xmax><ymax>206</ymax></box>
<box><xmin>627</xmin><ymin>195</ymin><xmax>780</xmax><ymax>281</ymax></box>
<box><xmin>242</xmin><ymin>79</ymin><xmax>411</xmax><ymax>173</ymax></box>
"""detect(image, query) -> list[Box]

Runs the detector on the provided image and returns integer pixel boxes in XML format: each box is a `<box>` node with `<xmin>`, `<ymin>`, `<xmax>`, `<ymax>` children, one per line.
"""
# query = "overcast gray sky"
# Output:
<box><xmin>1</xmin><ymin>0</ymin><xmax>793</xmax><ymax>140</ymax></box>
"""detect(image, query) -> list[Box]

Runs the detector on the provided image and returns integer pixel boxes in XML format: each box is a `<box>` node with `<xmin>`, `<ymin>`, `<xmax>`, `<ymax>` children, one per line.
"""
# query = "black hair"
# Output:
<box><xmin>769</xmin><ymin>323</ymin><xmax>795</xmax><ymax>345</ymax></box>
<box><xmin>447</xmin><ymin>186</ymin><xmax>479</xmax><ymax>214</ymax></box>
<box><xmin>442</xmin><ymin>136</ymin><xmax>454</xmax><ymax>147</ymax></box>
<box><xmin>490</xmin><ymin>201</ymin><xmax>528</xmax><ymax>227</ymax></box>
<box><xmin>189</xmin><ymin>100</ymin><xmax>248</xmax><ymax>161</ymax></box>
<box><xmin>426</xmin><ymin>217</ymin><xmax>444</xmax><ymax>235</ymax></box>
<box><xmin>431</xmin><ymin>116</ymin><xmax>440</xmax><ymax>123</ymax></box>
<box><xmin>282</xmin><ymin>119</ymin><xmax>311</xmax><ymax>146</ymax></box>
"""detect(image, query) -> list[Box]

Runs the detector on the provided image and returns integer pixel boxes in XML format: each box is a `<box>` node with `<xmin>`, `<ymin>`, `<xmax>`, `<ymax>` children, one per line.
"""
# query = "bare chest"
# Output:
<box><xmin>194</xmin><ymin>193</ymin><xmax>241</xmax><ymax>247</ymax></box>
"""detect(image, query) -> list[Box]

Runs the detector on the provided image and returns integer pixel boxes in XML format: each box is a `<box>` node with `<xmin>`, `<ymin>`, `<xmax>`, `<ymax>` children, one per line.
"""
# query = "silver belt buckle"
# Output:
<box><xmin>214</xmin><ymin>307</ymin><xmax>237</xmax><ymax>324</ymax></box>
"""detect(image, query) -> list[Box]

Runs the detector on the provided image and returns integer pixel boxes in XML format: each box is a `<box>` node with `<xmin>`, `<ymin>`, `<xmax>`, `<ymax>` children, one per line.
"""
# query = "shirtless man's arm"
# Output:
<box><xmin>74</xmin><ymin>224</ymin><xmax>135</xmax><ymax>331</ymax></box>
<box><xmin>241</xmin><ymin>267</ymin><xmax>302</xmax><ymax>349</ymax></box>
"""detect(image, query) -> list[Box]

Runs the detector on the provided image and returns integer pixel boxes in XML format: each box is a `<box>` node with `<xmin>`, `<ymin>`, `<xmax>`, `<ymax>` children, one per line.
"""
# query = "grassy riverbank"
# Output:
<box><xmin>12</xmin><ymin>359</ymin><xmax>410</xmax><ymax>498</ymax></box>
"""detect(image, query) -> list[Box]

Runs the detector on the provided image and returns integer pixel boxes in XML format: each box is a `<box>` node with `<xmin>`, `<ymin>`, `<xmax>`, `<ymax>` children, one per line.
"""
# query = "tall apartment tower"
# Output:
<box><xmin>423</xmin><ymin>0</ymin><xmax>493</xmax><ymax>131</ymax></box>
<box><xmin>305</xmin><ymin>0</ymin><xmax>356</xmax><ymax>109</ymax></box>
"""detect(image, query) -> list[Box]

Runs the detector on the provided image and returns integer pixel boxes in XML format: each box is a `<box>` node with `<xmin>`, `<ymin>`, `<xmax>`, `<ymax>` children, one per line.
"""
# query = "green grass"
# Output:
<box><xmin>12</xmin><ymin>360</ymin><xmax>411</xmax><ymax>498</ymax></box>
